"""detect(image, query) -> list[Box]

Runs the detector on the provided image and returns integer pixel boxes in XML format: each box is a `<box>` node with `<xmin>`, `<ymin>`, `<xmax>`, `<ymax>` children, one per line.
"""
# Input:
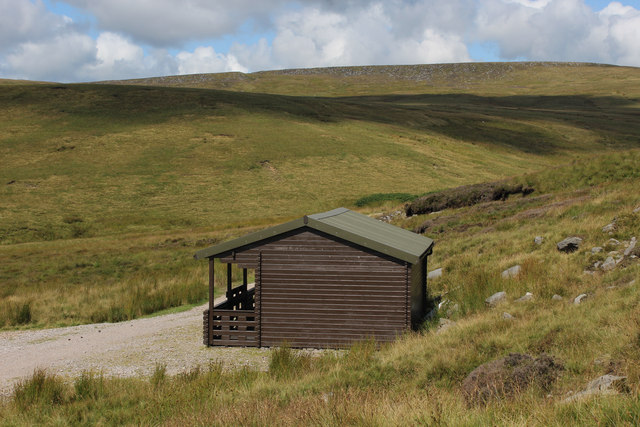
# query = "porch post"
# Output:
<box><xmin>242</xmin><ymin>268</ymin><xmax>248</xmax><ymax>309</ymax></box>
<box><xmin>208</xmin><ymin>258</ymin><xmax>214</xmax><ymax>346</ymax></box>
<box><xmin>226</xmin><ymin>262</ymin><xmax>232</xmax><ymax>301</ymax></box>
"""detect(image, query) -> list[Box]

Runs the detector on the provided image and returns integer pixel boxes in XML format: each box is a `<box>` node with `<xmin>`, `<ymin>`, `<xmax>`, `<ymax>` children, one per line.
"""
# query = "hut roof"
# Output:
<box><xmin>194</xmin><ymin>208</ymin><xmax>433</xmax><ymax>264</ymax></box>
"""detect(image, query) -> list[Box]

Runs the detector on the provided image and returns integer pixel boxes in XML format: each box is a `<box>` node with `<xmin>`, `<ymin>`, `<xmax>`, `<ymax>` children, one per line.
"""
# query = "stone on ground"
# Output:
<box><xmin>427</xmin><ymin>268</ymin><xmax>443</xmax><ymax>280</ymax></box>
<box><xmin>534</xmin><ymin>236</ymin><xmax>544</xmax><ymax>245</ymax></box>
<box><xmin>515</xmin><ymin>292</ymin><xmax>533</xmax><ymax>302</ymax></box>
<box><xmin>557</xmin><ymin>237</ymin><xmax>582</xmax><ymax>253</ymax></box>
<box><xmin>501</xmin><ymin>265</ymin><xmax>521</xmax><ymax>279</ymax></box>
<box><xmin>436</xmin><ymin>318</ymin><xmax>456</xmax><ymax>334</ymax></box>
<box><xmin>564</xmin><ymin>375</ymin><xmax>629</xmax><ymax>402</ymax></box>
<box><xmin>601</xmin><ymin>223</ymin><xmax>616</xmax><ymax>233</ymax></box>
<box><xmin>485</xmin><ymin>291</ymin><xmax>507</xmax><ymax>307</ymax></box>
<box><xmin>552</xmin><ymin>294</ymin><xmax>563</xmax><ymax>301</ymax></box>
<box><xmin>574</xmin><ymin>294</ymin><xmax>588</xmax><ymax>305</ymax></box>
<box><xmin>601</xmin><ymin>256</ymin><xmax>616</xmax><ymax>271</ymax></box>
<box><xmin>623</xmin><ymin>237</ymin><xmax>636</xmax><ymax>257</ymax></box>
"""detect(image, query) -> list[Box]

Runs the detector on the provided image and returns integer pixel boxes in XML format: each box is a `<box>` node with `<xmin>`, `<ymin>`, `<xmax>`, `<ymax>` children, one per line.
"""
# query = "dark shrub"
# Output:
<box><xmin>461</xmin><ymin>353</ymin><xmax>563</xmax><ymax>405</ymax></box>
<box><xmin>405</xmin><ymin>182</ymin><xmax>534</xmax><ymax>216</ymax></box>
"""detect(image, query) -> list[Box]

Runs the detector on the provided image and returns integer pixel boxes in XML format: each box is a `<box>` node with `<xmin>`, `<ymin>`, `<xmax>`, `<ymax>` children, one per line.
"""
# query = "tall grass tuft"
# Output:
<box><xmin>0</xmin><ymin>301</ymin><xmax>33</xmax><ymax>326</ymax></box>
<box><xmin>150</xmin><ymin>363</ymin><xmax>167</xmax><ymax>388</ymax></box>
<box><xmin>269</xmin><ymin>343</ymin><xmax>312</xmax><ymax>379</ymax></box>
<box><xmin>177</xmin><ymin>365</ymin><xmax>201</xmax><ymax>383</ymax></box>
<box><xmin>73</xmin><ymin>371</ymin><xmax>104</xmax><ymax>400</ymax></box>
<box><xmin>13</xmin><ymin>369</ymin><xmax>68</xmax><ymax>409</ymax></box>
<box><xmin>15</xmin><ymin>302</ymin><xmax>32</xmax><ymax>325</ymax></box>
<box><xmin>343</xmin><ymin>338</ymin><xmax>377</xmax><ymax>369</ymax></box>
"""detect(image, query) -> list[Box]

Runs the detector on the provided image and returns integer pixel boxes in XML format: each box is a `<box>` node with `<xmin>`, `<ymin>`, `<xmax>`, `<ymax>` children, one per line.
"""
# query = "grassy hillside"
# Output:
<box><xmin>1</xmin><ymin>150</ymin><xmax>638</xmax><ymax>425</ymax></box>
<box><xmin>1</xmin><ymin>62</ymin><xmax>639</xmax><ymax>327</ymax></box>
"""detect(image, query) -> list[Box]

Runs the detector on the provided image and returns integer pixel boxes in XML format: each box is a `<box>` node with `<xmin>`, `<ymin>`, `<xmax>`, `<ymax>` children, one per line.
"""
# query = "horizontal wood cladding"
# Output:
<box><xmin>210</xmin><ymin>228</ymin><xmax>414</xmax><ymax>348</ymax></box>
<box><xmin>219</xmin><ymin>228</ymin><xmax>406</xmax><ymax>267</ymax></box>
<box><xmin>244</xmin><ymin>229</ymin><xmax>409</xmax><ymax>348</ymax></box>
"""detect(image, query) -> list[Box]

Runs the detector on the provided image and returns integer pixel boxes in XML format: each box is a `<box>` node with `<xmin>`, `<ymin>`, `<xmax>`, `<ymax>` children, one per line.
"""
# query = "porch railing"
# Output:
<box><xmin>203</xmin><ymin>284</ymin><xmax>257</xmax><ymax>347</ymax></box>
<box><xmin>210</xmin><ymin>309</ymin><xmax>257</xmax><ymax>346</ymax></box>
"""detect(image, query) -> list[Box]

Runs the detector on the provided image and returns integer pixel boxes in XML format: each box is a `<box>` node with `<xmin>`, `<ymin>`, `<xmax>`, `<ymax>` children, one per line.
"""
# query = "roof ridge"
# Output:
<box><xmin>307</xmin><ymin>207</ymin><xmax>349</xmax><ymax>220</ymax></box>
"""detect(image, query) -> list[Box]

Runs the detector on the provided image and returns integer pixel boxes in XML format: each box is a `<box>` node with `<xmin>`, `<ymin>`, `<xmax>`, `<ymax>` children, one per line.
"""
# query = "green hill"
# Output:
<box><xmin>1</xmin><ymin>62</ymin><xmax>639</xmax><ymax>328</ymax></box>
<box><xmin>1</xmin><ymin>149</ymin><xmax>639</xmax><ymax>425</ymax></box>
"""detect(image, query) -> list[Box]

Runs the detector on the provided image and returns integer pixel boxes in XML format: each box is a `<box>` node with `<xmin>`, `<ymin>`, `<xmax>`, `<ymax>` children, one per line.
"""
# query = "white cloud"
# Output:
<box><xmin>63</xmin><ymin>0</ymin><xmax>287</xmax><ymax>47</ymax></box>
<box><xmin>394</xmin><ymin>29</ymin><xmax>471</xmax><ymax>64</ymax></box>
<box><xmin>79</xmin><ymin>32</ymin><xmax>175</xmax><ymax>81</ymax></box>
<box><xmin>266</xmin><ymin>4</ymin><xmax>471</xmax><ymax>69</ymax></box>
<box><xmin>176</xmin><ymin>46</ymin><xmax>248</xmax><ymax>75</ymax></box>
<box><xmin>1</xmin><ymin>0</ymin><xmax>640</xmax><ymax>82</ymax></box>
<box><xmin>5</xmin><ymin>32</ymin><xmax>96</xmax><ymax>81</ymax></box>
<box><xmin>0</xmin><ymin>0</ymin><xmax>73</xmax><ymax>52</ymax></box>
<box><xmin>475</xmin><ymin>0</ymin><xmax>640</xmax><ymax>65</ymax></box>
<box><xmin>597</xmin><ymin>2</ymin><xmax>640</xmax><ymax>66</ymax></box>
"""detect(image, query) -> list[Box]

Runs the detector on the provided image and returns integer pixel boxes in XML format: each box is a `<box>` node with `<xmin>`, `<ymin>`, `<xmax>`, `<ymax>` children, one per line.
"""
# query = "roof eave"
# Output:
<box><xmin>193</xmin><ymin>218</ymin><xmax>306</xmax><ymax>260</ymax></box>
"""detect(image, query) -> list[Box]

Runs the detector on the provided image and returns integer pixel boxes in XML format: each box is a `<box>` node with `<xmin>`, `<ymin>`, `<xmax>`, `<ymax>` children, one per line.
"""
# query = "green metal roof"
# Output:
<box><xmin>194</xmin><ymin>207</ymin><xmax>434</xmax><ymax>264</ymax></box>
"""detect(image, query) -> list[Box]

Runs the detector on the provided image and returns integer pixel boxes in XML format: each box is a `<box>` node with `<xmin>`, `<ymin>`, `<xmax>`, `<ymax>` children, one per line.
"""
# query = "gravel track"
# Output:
<box><xmin>0</xmin><ymin>292</ymin><xmax>271</xmax><ymax>397</ymax></box>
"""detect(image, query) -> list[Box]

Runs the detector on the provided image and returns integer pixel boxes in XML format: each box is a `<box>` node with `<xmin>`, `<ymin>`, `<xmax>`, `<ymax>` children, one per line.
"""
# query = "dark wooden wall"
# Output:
<box><xmin>409</xmin><ymin>254</ymin><xmax>427</xmax><ymax>327</ymax></box>
<box><xmin>220</xmin><ymin>228</ymin><xmax>409</xmax><ymax>348</ymax></box>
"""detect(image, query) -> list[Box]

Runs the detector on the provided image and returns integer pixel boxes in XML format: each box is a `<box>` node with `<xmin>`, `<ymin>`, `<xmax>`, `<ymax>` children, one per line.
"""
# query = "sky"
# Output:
<box><xmin>0</xmin><ymin>0</ymin><xmax>639</xmax><ymax>83</ymax></box>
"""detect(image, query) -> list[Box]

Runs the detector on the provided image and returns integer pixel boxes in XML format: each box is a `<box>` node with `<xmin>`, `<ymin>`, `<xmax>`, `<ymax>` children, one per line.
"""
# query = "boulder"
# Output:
<box><xmin>602</xmin><ymin>223</ymin><xmax>616</xmax><ymax>233</ymax></box>
<box><xmin>427</xmin><ymin>268</ymin><xmax>443</xmax><ymax>280</ymax></box>
<box><xmin>503</xmin><ymin>312</ymin><xmax>514</xmax><ymax>320</ymax></box>
<box><xmin>462</xmin><ymin>353</ymin><xmax>563</xmax><ymax>405</ymax></box>
<box><xmin>574</xmin><ymin>294</ymin><xmax>588</xmax><ymax>305</ymax></box>
<box><xmin>564</xmin><ymin>375</ymin><xmax>629</xmax><ymax>402</ymax></box>
<box><xmin>552</xmin><ymin>294</ymin><xmax>563</xmax><ymax>301</ymax></box>
<box><xmin>485</xmin><ymin>291</ymin><xmax>506</xmax><ymax>307</ymax></box>
<box><xmin>591</xmin><ymin>247</ymin><xmax>603</xmax><ymax>254</ymax></box>
<box><xmin>534</xmin><ymin>236</ymin><xmax>544</xmax><ymax>245</ymax></box>
<box><xmin>501</xmin><ymin>265</ymin><xmax>521</xmax><ymax>279</ymax></box>
<box><xmin>601</xmin><ymin>256</ymin><xmax>616</xmax><ymax>271</ymax></box>
<box><xmin>557</xmin><ymin>237</ymin><xmax>582</xmax><ymax>253</ymax></box>
<box><xmin>634</xmin><ymin>206</ymin><xmax>640</xmax><ymax>214</ymax></box>
<box><xmin>515</xmin><ymin>292</ymin><xmax>534</xmax><ymax>302</ymax></box>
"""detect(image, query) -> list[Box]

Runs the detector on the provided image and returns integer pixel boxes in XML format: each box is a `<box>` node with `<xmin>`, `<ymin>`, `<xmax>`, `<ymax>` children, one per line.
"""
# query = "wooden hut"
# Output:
<box><xmin>195</xmin><ymin>207</ymin><xmax>434</xmax><ymax>349</ymax></box>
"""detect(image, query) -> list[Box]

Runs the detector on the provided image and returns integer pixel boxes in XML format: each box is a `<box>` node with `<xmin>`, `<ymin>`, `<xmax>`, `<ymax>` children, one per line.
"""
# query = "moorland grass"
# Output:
<box><xmin>1</xmin><ymin>63</ymin><xmax>639</xmax><ymax>328</ymax></box>
<box><xmin>1</xmin><ymin>148</ymin><xmax>639</xmax><ymax>425</ymax></box>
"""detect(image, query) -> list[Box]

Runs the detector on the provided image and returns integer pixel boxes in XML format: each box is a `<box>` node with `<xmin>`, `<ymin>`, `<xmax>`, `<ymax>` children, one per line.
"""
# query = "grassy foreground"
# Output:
<box><xmin>1</xmin><ymin>62</ymin><xmax>640</xmax><ymax>328</ymax></box>
<box><xmin>1</xmin><ymin>150</ymin><xmax>639</xmax><ymax>425</ymax></box>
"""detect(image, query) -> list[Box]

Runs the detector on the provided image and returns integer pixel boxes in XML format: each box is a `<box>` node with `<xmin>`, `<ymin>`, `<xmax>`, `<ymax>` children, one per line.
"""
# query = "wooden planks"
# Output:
<box><xmin>212</xmin><ymin>309</ymin><xmax>257</xmax><ymax>347</ymax></box>
<box><xmin>256</xmin><ymin>229</ymin><xmax>408</xmax><ymax>348</ymax></box>
<box><xmin>209</xmin><ymin>228</ymin><xmax>414</xmax><ymax>349</ymax></box>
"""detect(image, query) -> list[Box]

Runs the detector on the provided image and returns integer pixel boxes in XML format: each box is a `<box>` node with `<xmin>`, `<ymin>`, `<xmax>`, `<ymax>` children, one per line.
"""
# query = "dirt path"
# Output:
<box><xmin>0</xmin><ymin>291</ymin><xmax>271</xmax><ymax>396</ymax></box>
